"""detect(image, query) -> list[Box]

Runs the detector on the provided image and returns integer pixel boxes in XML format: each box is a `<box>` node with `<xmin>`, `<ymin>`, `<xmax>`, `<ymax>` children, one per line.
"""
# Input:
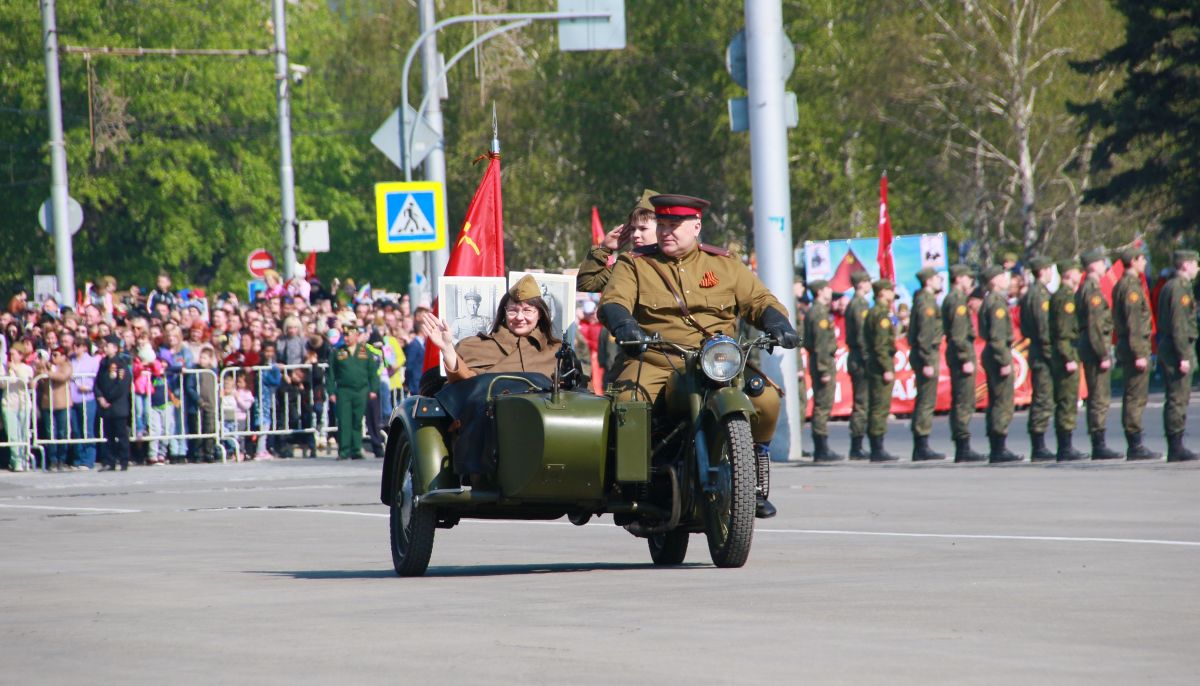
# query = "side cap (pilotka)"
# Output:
<box><xmin>508</xmin><ymin>275</ymin><xmax>541</xmax><ymax>302</ymax></box>
<box><xmin>1173</xmin><ymin>249</ymin><xmax>1199</xmax><ymax>264</ymax></box>
<box><xmin>1056</xmin><ymin>258</ymin><xmax>1080</xmax><ymax>275</ymax></box>
<box><xmin>1027</xmin><ymin>255</ymin><xmax>1053</xmax><ymax>273</ymax></box>
<box><xmin>850</xmin><ymin>270</ymin><xmax>872</xmax><ymax>286</ymax></box>
<box><xmin>1118</xmin><ymin>246</ymin><xmax>1142</xmax><ymax>266</ymax></box>
<box><xmin>649</xmin><ymin>194</ymin><xmax>710</xmax><ymax>219</ymax></box>
<box><xmin>1080</xmin><ymin>248</ymin><xmax>1107</xmax><ymax>267</ymax></box>
<box><xmin>872</xmin><ymin>279</ymin><xmax>895</xmax><ymax>295</ymax></box>
<box><xmin>807</xmin><ymin>279</ymin><xmax>830</xmax><ymax>294</ymax></box>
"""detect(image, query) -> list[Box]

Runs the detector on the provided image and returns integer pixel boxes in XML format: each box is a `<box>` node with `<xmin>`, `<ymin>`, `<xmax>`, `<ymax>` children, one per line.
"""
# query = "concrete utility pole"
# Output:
<box><xmin>40</xmin><ymin>0</ymin><xmax>76</xmax><ymax>306</ymax></box>
<box><xmin>418</xmin><ymin>0</ymin><xmax>450</xmax><ymax>297</ymax></box>
<box><xmin>272</xmin><ymin>0</ymin><xmax>297</xmax><ymax>281</ymax></box>
<box><xmin>745</xmin><ymin>0</ymin><xmax>801</xmax><ymax>461</ymax></box>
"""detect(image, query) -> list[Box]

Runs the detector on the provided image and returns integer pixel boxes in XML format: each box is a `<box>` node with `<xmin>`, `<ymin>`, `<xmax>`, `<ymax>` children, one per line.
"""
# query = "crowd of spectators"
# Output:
<box><xmin>0</xmin><ymin>270</ymin><xmax>428</xmax><ymax>472</ymax></box>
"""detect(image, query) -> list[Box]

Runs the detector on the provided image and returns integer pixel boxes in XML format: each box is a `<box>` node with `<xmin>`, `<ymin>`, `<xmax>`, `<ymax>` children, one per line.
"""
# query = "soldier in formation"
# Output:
<box><xmin>804</xmin><ymin>279</ymin><xmax>843</xmax><ymax>462</ymax></box>
<box><xmin>1157</xmin><ymin>249</ymin><xmax>1199</xmax><ymax>462</ymax></box>
<box><xmin>1076</xmin><ymin>249</ymin><xmax>1123</xmax><ymax>459</ymax></box>
<box><xmin>942</xmin><ymin>265</ymin><xmax>987</xmax><ymax>462</ymax></box>
<box><xmin>977</xmin><ymin>265</ymin><xmax>1024</xmax><ymax>463</ymax></box>
<box><xmin>843</xmin><ymin>271</ymin><xmax>873</xmax><ymax>459</ymax></box>
<box><xmin>864</xmin><ymin>279</ymin><xmax>898</xmax><ymax>462</ymax></box>
<box><xmin>908</xmin><ymin>267</ymin><xmax>945</xmax><ymax>461</ymax></box>
<box><xmin>1019</xmin><ymin>256</ymin><xmax>1056</xmax><ymax>461</ymax></box>
<box><xmin>1049</xmin><ymin>259</ymin><xmax>1089</xmax><ymax>461</ymax></box>
<box><xmin>1111</xmin><ymin>247</ymin><xmax>1159</xmax><ymax>460</ymax></box>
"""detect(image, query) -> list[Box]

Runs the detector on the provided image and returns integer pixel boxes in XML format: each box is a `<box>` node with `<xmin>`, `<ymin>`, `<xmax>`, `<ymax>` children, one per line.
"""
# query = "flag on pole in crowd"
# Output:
<box><xmin>828</xmin><ymin>247</ymin><xmax>868</xmax><ymax>293</ymax></box>
<box><xmin>304</xmin><ymin>252</ymin><xmax>317</xmax><ymax>279</ymax></box>
<box><xmin>591</xmin><ymin>206</ymin><xmax>604</xmax><ymax>247</ymax></box>
<box><xmin>876</xmin><ymin>171</ymin><xmax>895</xmax><ymax>282</ymax></box>
<box><xmin>355</xmin><ymin>283</ymin><xmax>372</xmax><ymax>303</ymax></box>
<box><xmin>424</xmin><ymin>151</ymin><xmax>507</xmax><ymax>372</ymax></box>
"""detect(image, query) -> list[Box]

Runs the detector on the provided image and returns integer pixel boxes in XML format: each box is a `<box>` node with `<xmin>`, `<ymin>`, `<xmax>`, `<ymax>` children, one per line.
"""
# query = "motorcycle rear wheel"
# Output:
<box><xmin>702</xmin><ymin>415</ymin><xmax>755</xmax><ymax>568</ymax></box>
<box><xmin>648</xmin><ymin>530</ymin><xmax>689</xmax><ymax>565</ymax></box>
<box><xmin>389</xmin><ymin>431</ymin><xmax>436</xmax><ymax>577</ymax></box>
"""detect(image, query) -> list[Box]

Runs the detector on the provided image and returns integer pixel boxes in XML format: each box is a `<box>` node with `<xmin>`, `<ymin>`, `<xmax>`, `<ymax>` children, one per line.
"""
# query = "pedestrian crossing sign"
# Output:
<box><xmin>374</xmin><ymin>181</ymin><xmax>447</xmax><ymax>253</ymax></box>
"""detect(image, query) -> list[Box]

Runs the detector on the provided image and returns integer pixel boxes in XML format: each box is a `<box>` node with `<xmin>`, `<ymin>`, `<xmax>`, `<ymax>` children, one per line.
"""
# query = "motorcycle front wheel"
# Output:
<box><xmin>702</xmin><ymin>415</ymin><xmax>756</xmax><ymax>568</ymax></box>
<box><xmin>389</xmin><ymin>430</ymin><xmax>436</xmax><ymax>577</ymax></box>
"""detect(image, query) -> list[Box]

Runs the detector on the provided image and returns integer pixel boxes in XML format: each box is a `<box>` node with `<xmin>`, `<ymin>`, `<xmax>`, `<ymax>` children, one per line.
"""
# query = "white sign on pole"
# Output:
<box><xmin>38</xmin><ymin>196</ymin><xmax>84</xmax><ymax>235</ymax></box>
<box><xmin>298</xmin><ymin>220</ymin><xmax>330</xmax><ymax>253</ymax></box>
<box><xmin>371</xmin><ymin>106</ymin><xmax>439</xmax><ymax>172</ymax></box>
<box><xmin>33</xmin><ymin>274</ymin><xmax>59</xmax><ymax>303</ymax></box>
<box><xmin>558</xmin><ymin>0</ymin><xmax>626</xmax><ymax>51</ymax></box>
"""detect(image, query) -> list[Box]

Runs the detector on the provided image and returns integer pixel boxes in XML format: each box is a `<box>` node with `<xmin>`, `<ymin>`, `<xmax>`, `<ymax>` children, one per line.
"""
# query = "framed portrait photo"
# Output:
<box><xmin>438</xmin><ymin>276</ymin><xmax>506</xmax><ymax>344</ymax></box>
<box><xmin>508</xmin><ymin>271</ymin><xmax>576</xmax><ymax>338</ymax></box>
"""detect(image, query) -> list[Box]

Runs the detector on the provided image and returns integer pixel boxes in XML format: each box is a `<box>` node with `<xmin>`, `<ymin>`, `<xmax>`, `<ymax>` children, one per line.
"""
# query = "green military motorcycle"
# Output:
<box><xmin>379</xmin><ymin>333</ymin><xmax>778</xmax><ymax>576</ymax></box>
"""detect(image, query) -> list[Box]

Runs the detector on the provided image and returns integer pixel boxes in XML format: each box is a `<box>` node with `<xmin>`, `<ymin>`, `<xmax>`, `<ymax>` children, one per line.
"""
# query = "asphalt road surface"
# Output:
<box><xmin>2</xmin><ymin>402</ymin><xmax>1198</xmax><ymax>685</ymax></box>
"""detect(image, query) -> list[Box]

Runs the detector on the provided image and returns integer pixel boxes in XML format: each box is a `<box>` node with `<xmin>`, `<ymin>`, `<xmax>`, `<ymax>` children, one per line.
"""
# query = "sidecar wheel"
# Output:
<box><xmin>702</xmin><ymin>415</ymin><xmax>756</xmax><ymax>568</ymax></box>
<box><xmin>389</xmin><ymin>431</ymin><xmax>435</xmax><ymax>577</ymax></box>
<box><xmin>648</xmin><ymin>530</ymin><xmax>689</xmax><ymax>566</ymax></box>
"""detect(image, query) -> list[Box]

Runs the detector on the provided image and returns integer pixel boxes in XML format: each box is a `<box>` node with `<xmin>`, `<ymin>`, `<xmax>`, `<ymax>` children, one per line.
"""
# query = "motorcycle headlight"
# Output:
<box><xmin>700</xmin><ymin>335</ymin><xmax>744</xmax><ymax>383</ymax></box>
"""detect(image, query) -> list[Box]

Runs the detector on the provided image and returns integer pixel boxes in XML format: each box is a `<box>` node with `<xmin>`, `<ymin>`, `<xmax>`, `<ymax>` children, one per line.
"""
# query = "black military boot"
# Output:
<box><xmin>812</xmin><ymin>434</ymin><xmax>845</xmax><ymax>463</ymax></box>
<box><xmin>954</xmin><ymin>437</ymin><xmax>988</xmax><ymax>463</ymax></box>
<box><xmin>1166</xmin><ymin>433</ymin><xmax>1200</xmax><ymax>462</ymax></box>
<box><xmin>1030</xmin><ymin>432</ymin><xmax>1056</xmax><ymax>462</ymax></box>
<box><xmin>1090</xmin><ymin>432</ymin><xmax>1123</xmax><ymax>460</ymax></box>
<box><xmin>1055</xmin><ymin>430</ymin><xmax>1088</xmax><ymax>462</ymax></box>
<box><xmin>868</xmin><ymin>435</ymin><xmax>898</xmax><ymax>462</ymax></box>
<box><xmin>912</xmin><ymin>434</ymin><xmax>946</xmax><ymax>461</ymax></box>
<box><xmin>988</xmin><ymin>433</ymin><xmax>1024</xmax><ymax>463</ymax></box>
<box><xmin>1125</xmin><ymin>432</ymin><xmax>1161</xmax><ymax>461</ymax></box>
<box><xmin>754</xmin><ymin>443</ymin><xmax>777</xmax><ymax>518</ymax></box>
<box><xmin>848</xmin><ymin>435</ymin><xmax>868</xmax><ymax>460</ymax></box>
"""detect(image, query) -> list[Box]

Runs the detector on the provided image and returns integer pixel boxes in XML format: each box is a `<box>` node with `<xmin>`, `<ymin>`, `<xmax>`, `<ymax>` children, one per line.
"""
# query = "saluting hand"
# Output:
<box><xmin>601</xmin><ymin>224</ymin><xmax>626</xmax><ymax>251</ymax></box>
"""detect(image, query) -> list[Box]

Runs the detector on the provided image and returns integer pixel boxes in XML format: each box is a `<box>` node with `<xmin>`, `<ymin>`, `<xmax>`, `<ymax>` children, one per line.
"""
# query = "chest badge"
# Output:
<box><xmin>1182</xmin><ymin>295</ymin><xmax>1192</xmax><ymax>306</ymax></box>
<box><xmin>699</xmin><ymin>271</ymin><xmax>719</xmax><ymax>288</ymax></box>
<box><xmin>956</xmin><ymin>305</ymin><xmax>967</xmax><ymax>316</ymax></box>
<box><xmin>880</xmin><ymin>318</ymin><xmax>891</xmax><ymax>329</ymax></box>
<box><xmin>925</xmin><ymin>307</ymin><xmax>936</xmax><ymax>318</ymax></box>
<box><xmin>1128</xmin><ymin>292</ymin><xmax>1139</xmax><ymax>303</ymax></box>
<box><xmin>1041</xmin><ymin>301</ymin><xmax>1049</xmax><ymax>311</ymax></box>
<box><xmin>818</xmin><ymin>319</ymin><xmax>830</xmax><ymax>330</ymax></box>
<box><xmin>995</xmin><ymin>308</ymin><xmax>1007</xmax><ymax>319</ymax></box>
<box><xmin>1065</xmin><ymin>302</ymin><xmax>1076</xmax><ymax>314</ymax></box>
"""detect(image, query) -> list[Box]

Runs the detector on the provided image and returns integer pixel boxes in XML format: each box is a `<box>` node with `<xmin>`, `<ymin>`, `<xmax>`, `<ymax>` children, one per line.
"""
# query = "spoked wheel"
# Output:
<box><xmin>648</xmin><ymin>530</ymin><xmax>689</xmax><ymax>565</ymax></box>
<box><xmin>702</xmin><ymin>415</ymin><xmax>756</xmax><ymax>568</ymax></box>
<box><xmin>389</xmin><ymin>431</ymin><xmax>436</xmax><ymax>577</ymax></box>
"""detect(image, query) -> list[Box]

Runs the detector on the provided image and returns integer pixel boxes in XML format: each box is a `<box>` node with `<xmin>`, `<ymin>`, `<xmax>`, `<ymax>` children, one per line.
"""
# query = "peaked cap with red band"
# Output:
<box><xmin>649</xmin><ymin>193</ymin><xmax>710</xmax><ymax>219</ymax></box>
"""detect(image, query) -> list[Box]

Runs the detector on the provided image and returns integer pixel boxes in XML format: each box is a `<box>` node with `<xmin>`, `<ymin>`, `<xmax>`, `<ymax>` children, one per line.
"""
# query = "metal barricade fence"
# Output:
<box><xmin>1</xmin><ymin>375</ymin><xmax>35</xmax><ymax>472</ymax></box>
<box><xmin>219</xmin><ymin>363</ymin><xmax>323</xmax><ymax>458</ymax></box>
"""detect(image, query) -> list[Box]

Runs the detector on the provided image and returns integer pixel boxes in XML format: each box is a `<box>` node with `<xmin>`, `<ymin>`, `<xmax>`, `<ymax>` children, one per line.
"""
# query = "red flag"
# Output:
<box><xmin>828</xmin><ymin>248</ymin><xmax>868</xmax><ymax>292</ymax></box>
<box><xmin>304</xmin><ymin>252</ymin><xmax>317</xmax><ymax>279</ymax></box>
<box><xmin>424</xmin><ymin>152</ymin><xmax>507</xmax><ymax>372</ymax></box>
<box><xmin>877</xmin><ymin>172</ymin><xmax>895</xmax><ymax>282</ymax></box>
<box><xmin>591</xmin><ymin>206</ymin><xmax>604</xmax><ymax>247</ymax></box>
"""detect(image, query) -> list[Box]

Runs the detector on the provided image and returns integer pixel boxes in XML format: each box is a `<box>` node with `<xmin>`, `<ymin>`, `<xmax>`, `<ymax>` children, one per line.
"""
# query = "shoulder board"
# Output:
<box><xmin>698</xmin><ymin>243</ymin><xmax>731</xmax><ymax>257</ymax></box>
<box><xmin>631</xmin><ymin>245</ymin><xmax>660</xmax><ymax>258</ymax></box>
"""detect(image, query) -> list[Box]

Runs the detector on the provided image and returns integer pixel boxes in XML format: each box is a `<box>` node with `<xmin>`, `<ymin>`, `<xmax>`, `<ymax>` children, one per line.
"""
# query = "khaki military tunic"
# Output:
<box><xmin>977</xmin><ymin>291</ymin><xmax>1015</xmax><ymax>436</ymax></box>
<box><xmin>844</xmin><ymin>293</ymin><xmax>871</xmax><ymax>439</ymax></box>
<box><xmin>447</xmin><ymin>327</ymin><xmax>560</xmax><ymax>383</ymax></box>
<box><xmin>600</xmin><ymin>243</ymin><xmax>787</xmax><ymax>442</ymax></box>
<box><xmin>864</xmin><ymin>302</ymin><xmax>896</xmax><ymax>438</ymax></box>
<box><xmin>328</xmin><ymin>343</ymin><xmax>380</xmax><ymax>458</ymax></box>
<box><xmin>1019</xmin><ymin>281</ymin><xmax>1053</xmax><ymax>435</ymax></box>
<box><xmin>1112</xmin><ymin>272</ymin><xmax>1152</xmax><ymax>435</ymax></box>
<box><xmin>907</xmin><ymin>287</ymin><xmax>942</xmax><ymax>437</ymax></box>
<box><xmin>804</xmin><ymin>300</ymin><xmax>837</xmax><ymax>437</ymax></box>
<box><xmin>941</xmin><ymin>287</ymin><xmax>977</xmax><ymax>440</ymax></box>
<box><xmin>1075</xmin><ymin>275</ymin><xmax>1113</xmax><ymax>434</ymax></box>
<box><xmin>1156</xmin><ymin>275</ymin><xmax>1197</xmax><ymax>435</ymax></box>
<box><xmin>1049</xmin><ymin>284</ymin><xmax>1082</xmax><ymax>433</ymax></box>
<box><xmin>576</xmin><ymin>246</ymin><xmax>615</xmax><ymax>293</ymax></box>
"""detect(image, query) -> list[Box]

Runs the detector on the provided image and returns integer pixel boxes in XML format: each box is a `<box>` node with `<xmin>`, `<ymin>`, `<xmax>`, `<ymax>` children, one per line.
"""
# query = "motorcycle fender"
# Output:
<box><xmin>381</xmin><ymin>397</ymin><xmax>454</xmax><ymax>506</ymax></box>
<box><xmin>702</xmin><ymin>386</ymin><xmax>755</xmax><ymax>428</ymax></box>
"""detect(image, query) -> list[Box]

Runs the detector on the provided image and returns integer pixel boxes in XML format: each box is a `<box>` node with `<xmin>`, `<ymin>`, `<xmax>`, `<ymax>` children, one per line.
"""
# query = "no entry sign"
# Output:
<box><xmin>246</xmin><ymin>249</ymin><xmax>276</xmax><ymax>278</ymax></box>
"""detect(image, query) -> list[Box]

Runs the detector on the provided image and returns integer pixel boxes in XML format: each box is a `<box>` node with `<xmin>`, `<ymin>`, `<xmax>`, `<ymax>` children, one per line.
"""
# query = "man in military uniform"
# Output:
<box><xmin>864</xmin><ymin>279</ymin><xmax>898</xmax><ymax>462</ymax></box>
<box><xmin>577</xmin><ymin>198</ymin><xmax>658</xmax><ymax>293</ymax></box>
<box><xmin>1076</xmin><ymin>248</ymin><xmax>1121</xmax><ymax>459</ymax></box>
<box><xmin>943</xmin><ymin>265</ymin><xmax>986</xmax><ymax>462</ymax></box>
<box><xmin>1111</xmin><ymin>247</ymin><xmax>1159</xmax><ymax>460</ymax></box>
<box><xmin>327</xmin><ymin>324</ymin><xmax>380</xmax><ymax>460</ymax></box>
<box><xmin>804</xmin><ymin>279</ymin><xmax>843</xmax><ymax>462</ymax></box>
<box><xmin>451</xmin><ymin>290</ymin><xmax>490</xmax><ymax>340</ymax></box>
<box><xmin>977</xmin><ymin>265</ymin><xmax>1024</xmax><ymax>463</ymax></box>
<box><xmin>1156</xmin><ymin>249</ymin><xmax>1199</xmax><ymax>462</ymax></box>
<box><xmin>1049</xmin><ymin>259</ymin><xmax>1089</xmax><ymax>461</ymax></box>
<box><xmin>599</xmin><ymin>194</ymin><xmax>799</xmax><ymax>518</ymax></box>
<box><xmin>843</xmin><ymin>270</ymin><xmax>873</xmax><ymax>459</ymax></box>
<box><xmin>908</xmin><ymin>267</ymin><xmax>945</xmax><ymax>461</ymax></box>
<box><xmin>1019</xmin><ymin>255</ymin><xmax>1056</xmax><ymax>461</ymax></box>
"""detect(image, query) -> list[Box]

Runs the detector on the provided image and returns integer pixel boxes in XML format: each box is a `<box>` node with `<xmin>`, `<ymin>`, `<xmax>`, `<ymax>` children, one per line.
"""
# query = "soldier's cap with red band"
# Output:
<box><xmin>649</xmin><ymin>194</ymin><xmax>710</xmax><ymax>219</ymax></box>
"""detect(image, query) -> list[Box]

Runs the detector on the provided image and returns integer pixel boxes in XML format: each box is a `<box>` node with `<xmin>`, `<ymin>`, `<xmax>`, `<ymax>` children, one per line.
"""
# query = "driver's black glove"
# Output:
<box><xmin>759</xmin><ymin>307</ymin><xmax>801</xmax><ymax>349</ymax></box>
<box><xmin>599</xmin><ymin>303</ymin><xmax>648</xmax><ymax>358</ymax></box>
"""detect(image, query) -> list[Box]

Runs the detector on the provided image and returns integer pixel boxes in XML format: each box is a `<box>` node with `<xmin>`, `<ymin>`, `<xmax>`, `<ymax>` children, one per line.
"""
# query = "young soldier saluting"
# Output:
<box><xmin>804</xmin><ymin>279</ymin><xmax>843</xmax><ymax>462</ymax></box>
<box><xmin>1049</xmin><ymin>258</ymin><xmax>1089</xmax><ymax>461</ymax></box>
<box><xmin>908</xmin><ymin>267</ymin><xmax>945</xmax><ymax>461</ymax></box>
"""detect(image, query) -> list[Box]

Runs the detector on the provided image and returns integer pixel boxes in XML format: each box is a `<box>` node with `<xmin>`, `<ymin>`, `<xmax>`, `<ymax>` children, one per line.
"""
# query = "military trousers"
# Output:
<box><xmin>982</xmin><ymin>358</ymin><xmax>1014</xmax><ymax>436</ymax></box>
<box><xmin>909</xmin><ymin>358</ymin><xmax>938</xmax><ymax>437</ymax></box>
<box><xmin>614</xmin><ymin>353</ymin><xmax>780</xmax><ymax>444</ymax></box>
<box><xmin>847</xmin><ymin>357</ymin><xmax>869</xmax><ymax>438</ymax></box>
<box><xmin>947</xmin><ymin>364</ymin><xmax>976</xmax><ymax>441</ymax></box>
<box><xmin>1050</xmin><ymin>358</ymin><xmax>1081</xmax><ymax>433</ymax></box>
<box><xmin>1117</xmin><ymin>351</ymin><xmax>1149</xmax><ymax>435</ymax></box>
<box><xmin>1082</xmin><ymin>360</ymin><xmax>1111</xmax><ymax>434</ymax></box>
<box><xmin>1027</xmin><ymin>356</ymin><xmax>1053</xmax><ymax>434</ymax></box>
<box><xmin>335</xmin><ymin>387</ymin><xmax>367</xmax><ymax>457</ymax></box>
<box><xmin>866</xmin><ymin>369</ymin><xmax>893</xmax><ymax>438</ymax></box>
<box><xmin>1160</xmin><ymin>361</ymin><xmax>1194</xmax><ymax>436</ymax></box>
<box><xmin>809</xmin><ymin>368</ymin><xmax>834</xmax><ymax>437</ymax></box>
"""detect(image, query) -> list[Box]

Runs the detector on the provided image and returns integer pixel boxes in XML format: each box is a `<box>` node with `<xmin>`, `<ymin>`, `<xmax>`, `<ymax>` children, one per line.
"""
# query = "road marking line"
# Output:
<box><xmin>0</xmin><ymin>503</ymin><xmax>142</xmax><ymax>514</ymax></box>
<box><xmin>270</xmin><ymin>508</ymin><xmax>386</xmax><ymax>518</ymax></box>
<box><xmin>268</xmin><ymin>509</ymin><xmax>1200</xmax><ymax>547</ymax></box>
<box><xmin>755</xmin><ymin>528</ymin><xmax>1200</xmax><ymax>547</ymax></box>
